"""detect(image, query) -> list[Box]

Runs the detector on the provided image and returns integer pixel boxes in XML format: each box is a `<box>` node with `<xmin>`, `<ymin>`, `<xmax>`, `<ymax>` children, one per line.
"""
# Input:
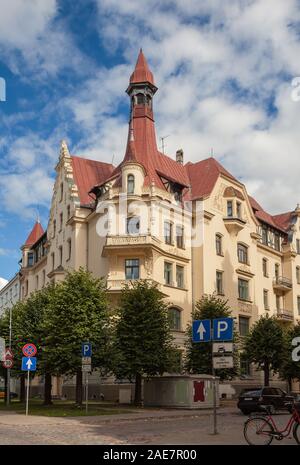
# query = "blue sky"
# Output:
<box><xmin>0</xmin><ymin>0</ymin><xmax>300</xmax><ymax>282</ymax></box>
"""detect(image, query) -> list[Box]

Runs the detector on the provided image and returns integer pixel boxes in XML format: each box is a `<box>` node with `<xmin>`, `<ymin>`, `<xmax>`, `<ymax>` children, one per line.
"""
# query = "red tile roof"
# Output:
<box><xmin>249</xmin><ymin>196</ymin><xmax>288</xmax><ymax>233</ymax></box>
<box><xmin>71</xmin><ymin>155</ymin><xmax>114</xmax><ymax>205</ymax></box>
<box><xmin>24</xmin><ymin>222</ymin><xmax>44</xmax><ymax>246</ymax></box>
<box><xmin>185</xmin><ymin>158</ymin><xmax>238</xmax><ymax>200</ymax></box>
<box><xmin>273</xmin><ymin>211</ymin><xmax>293</xmax><ymax>231</ymax></box>
<box><xmin>130</xmin><ymin>49</ymin><xmax>155</xmax><ymax>86</ymax></box>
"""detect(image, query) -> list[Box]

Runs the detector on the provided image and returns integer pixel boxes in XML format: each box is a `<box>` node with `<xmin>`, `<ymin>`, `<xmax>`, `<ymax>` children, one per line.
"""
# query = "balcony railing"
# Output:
<box><xmin>273</xmin><ymin>276</ymin><xmax>293</xmax><ymax>291</ymax></box>
<box><xmin>105</xmin><ymin>234</ymin><xmax>161</xmax><ymax>247</ymax></box>
<box><xmin>276</xmin><ymin>308</ymin><xmax>294</xmax><ymax>321</ymax></box>
<box><xmin>106</xmin><ymin>278</ymin><xmax>163</xmax><ymax>292</ymax></box>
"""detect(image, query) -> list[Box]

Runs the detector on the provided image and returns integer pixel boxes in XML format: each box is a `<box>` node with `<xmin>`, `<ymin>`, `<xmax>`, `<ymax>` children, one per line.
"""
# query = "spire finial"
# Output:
<box><xmin>60</xmin><ymin>139</ymin><xmax>70</xmax><ymax>159</ymax></box>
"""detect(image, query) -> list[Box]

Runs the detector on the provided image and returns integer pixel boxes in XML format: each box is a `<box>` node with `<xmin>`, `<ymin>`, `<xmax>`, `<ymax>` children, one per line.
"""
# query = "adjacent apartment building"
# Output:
<box><xmin>16</xmin><ymin>50</ymin><xmax>300</xmax><ymax>392</ymax></box>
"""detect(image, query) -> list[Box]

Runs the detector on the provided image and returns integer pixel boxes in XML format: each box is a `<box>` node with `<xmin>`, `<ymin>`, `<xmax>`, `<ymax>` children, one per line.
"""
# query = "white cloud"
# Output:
<box><xmin>0</xmin><ymin>277</ymin><xmax>8</xmax><ymax>289</ymax></box>
<box><xmin>93</xmin><ymin>0</ymin><xmax>300</xmax><ymax>213</ymax></box>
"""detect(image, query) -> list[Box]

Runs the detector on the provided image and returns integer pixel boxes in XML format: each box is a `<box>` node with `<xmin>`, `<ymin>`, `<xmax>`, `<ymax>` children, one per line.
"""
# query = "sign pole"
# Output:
<box><xmin>25</xmin><ymin>370</ymin><xmax>30</xmax><ymax>416</ymax></box>
<box><xmin>211</xmin><ymin>323</ymin><xmax>217</xmax><ymax>435</ymax></box>
<box><xmin>85</xmin><ymin>372</ymin><xmax>88</xmax><ymax>414</ymax></box>
<box><xmin>6</xmin><ymin>306</ymin><xmax>12</xmax><ymax>406</ymax></box>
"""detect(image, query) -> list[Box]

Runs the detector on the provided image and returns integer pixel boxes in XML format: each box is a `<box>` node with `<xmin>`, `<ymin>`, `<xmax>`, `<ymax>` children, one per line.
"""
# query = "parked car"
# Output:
<box><xmin>0</xmin><ymin>387</ymin><xmax>18</xmax><ymax>399</ymax></box>
<box><xmin>237</xmin><ymin>387</ymin><xmax>294</xmax><ymax>415</ymax></box>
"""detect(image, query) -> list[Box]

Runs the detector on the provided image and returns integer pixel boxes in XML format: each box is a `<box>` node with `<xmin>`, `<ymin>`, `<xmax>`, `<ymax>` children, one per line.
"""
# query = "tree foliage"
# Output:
<box><xmin>243</xmin><ymin>315</ymin><xmax>286</xmax><ymax>386</ymax></box>
<box><xmin>113</xmin><ymin>280</ymin><xmax>174</xmax><ymax>404</ymax></box>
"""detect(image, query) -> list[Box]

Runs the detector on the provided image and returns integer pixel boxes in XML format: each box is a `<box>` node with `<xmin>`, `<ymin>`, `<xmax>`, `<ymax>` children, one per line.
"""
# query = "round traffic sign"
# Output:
<box><xmin>2</xmin><ymin>358</ymin><xmax>14</xmax><ymax>369</ymax></box>
<box><xmin>22</xmin><ymin>343</ymin><xmax>37</xmax><ymax>357</ymax></box>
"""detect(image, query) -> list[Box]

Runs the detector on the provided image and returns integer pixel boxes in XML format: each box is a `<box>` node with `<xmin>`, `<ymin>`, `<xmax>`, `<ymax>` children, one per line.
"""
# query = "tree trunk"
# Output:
<box><xmin>43</xmin><ymin>372</ymin><xmax>53</xmax><ymax>405</ymax></box>
<box><xmin>134</xmin><ymin>372</ymin><xmax>142</xmax><ymax>406</ymax></box>
<box><xmin>75</xmin><ymin>369</ymin><xmax>83</xmax><ymax>405</ymax></box>
<box><xmin>264</xmin><ymin>362</ymin><xmax>270</xmax><ymax>386</ymax></box>
<box><xmin>20</xmin><ymin>374</ymin><xmax>26</xmax><ymax>402</ymax></box>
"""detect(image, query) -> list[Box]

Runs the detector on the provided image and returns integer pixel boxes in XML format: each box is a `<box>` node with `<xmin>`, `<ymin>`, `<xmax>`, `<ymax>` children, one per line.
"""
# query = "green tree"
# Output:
<box><xmin>44</xmin><ymin>268</ymin><xmax>109</xmax><ymax>405</ymax></box>
<box><xmin>243</xmin><ymin>315</ymin><xmax>286</xmax><ymax>386</ymax></box>
<box><xmin>279</xmin><ymin>323</ymin><xmax>300</xmax><ymax>390</ymax></box>
<box><xmin>113</xmin><ymin>280</ymin><xmax>174</xmax><ymax>405</ymax></box>
<box><xmin>184</xmin><ymin>295</ymin><xmax>239</xmax><ymax>380</ymax></box>
<box><xmin>0</xmin><ymin>286</ymin><xmax>58</xmax><ymax>405</ymax></box>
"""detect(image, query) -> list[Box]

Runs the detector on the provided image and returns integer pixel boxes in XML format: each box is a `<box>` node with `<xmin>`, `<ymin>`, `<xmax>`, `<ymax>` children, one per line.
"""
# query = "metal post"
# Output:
<box><xmin>6</xmin><ymin>305</ymin><xmax>12</xmax><ymax>406</ymax></box>
<box><xmin>211</xmin><ymin>325</ymin><xmax>218</xmax><ymax>435</ymax></box>
<box><xmin>85</xmin><ymin>372</ymin><xmax>88</xmax><ymax>414</ymax></box>
<box><xmin>25</xmin><ymin>370</ymin><xmax>30</xmax><ymax>416</ymax></box>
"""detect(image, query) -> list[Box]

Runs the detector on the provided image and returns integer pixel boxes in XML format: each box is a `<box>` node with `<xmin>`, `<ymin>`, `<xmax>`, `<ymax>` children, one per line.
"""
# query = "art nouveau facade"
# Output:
<box><xmin>17</xmin><ymin>51</ymin><xmax>300</xmax><ymax>390</ymax></box>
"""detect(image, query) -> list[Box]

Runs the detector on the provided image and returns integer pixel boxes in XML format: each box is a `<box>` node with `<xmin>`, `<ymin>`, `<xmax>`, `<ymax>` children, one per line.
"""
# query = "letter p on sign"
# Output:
<box><xmin>82</xmin><ymin>342</ymin><xmax>92</xmax><ymax>357</ymax></box>
<box><xmin>213</xmin><ymin>318</ymin><xmax>233</xmax><ymax>341</ymax></box>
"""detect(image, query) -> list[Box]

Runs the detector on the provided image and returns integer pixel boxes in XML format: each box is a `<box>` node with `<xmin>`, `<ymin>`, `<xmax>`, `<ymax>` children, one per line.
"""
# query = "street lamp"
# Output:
<box><xmin>6</xmin><ymin>299</ymin><xmax>12</xmax><ymax>406</ymax></box>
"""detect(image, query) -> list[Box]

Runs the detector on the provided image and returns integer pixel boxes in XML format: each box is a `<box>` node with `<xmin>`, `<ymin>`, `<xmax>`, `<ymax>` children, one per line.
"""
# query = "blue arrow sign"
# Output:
<box><xmin>82</xmin><ymin>342</ymin><xmax>92</xmax><ymax>357</ymax></box>
<box><xmin>22</xmin><ymin>357</ymin><xmax>37</xmax><ymax>371</ymax></box>
<box><xmin>192</xmin><ymin>319</ymin><xmax>211</xmax><ymax>342</ymax></box>
<box><xmin>213</xmin><ymin>318</ymin><xmax>233</xmax><ymax>341</ymax></box>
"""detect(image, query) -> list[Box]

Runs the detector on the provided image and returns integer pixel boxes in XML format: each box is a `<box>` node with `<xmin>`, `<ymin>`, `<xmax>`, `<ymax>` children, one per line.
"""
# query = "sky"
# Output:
<box><xmin>0</xmin><ymin>0</ymin><xmax>300</xmax><ymax>281</ymax></box>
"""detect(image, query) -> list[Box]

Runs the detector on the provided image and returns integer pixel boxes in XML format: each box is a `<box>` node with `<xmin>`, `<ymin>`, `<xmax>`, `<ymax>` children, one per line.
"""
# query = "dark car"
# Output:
<box><xmin>0</xmin><ymin>387</ymin><xmax>18</xmax><ymax>399</ymax></box>
<box><xmin>237</xmin><ymin>387</ymin><xmax>294</xmax><ymax>415</ymax></box>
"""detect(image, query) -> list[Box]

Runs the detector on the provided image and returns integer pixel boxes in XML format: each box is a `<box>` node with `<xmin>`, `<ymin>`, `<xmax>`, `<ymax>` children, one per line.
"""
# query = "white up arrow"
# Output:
<box><xmin>197</xmin><ymin>322</ymin><xmax>206</xmax><ymax>340</ymax></box>
<box><xmin>26</xmin><ymin>358</ymin><xmax>33</xmax><ymax>370</ymax></box>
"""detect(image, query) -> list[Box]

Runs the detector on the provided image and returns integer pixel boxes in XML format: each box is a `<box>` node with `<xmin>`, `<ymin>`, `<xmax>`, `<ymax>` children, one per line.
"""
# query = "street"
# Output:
<box><xmin>0</xmin><ymin>407</ymin><xmax>297</xmax><ymax>445</ymax></box>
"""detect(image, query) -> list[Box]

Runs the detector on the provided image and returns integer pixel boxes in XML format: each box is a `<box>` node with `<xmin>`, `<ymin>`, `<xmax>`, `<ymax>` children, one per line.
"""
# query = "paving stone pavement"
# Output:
<box><xmin>0</xmin><ymin>407</ymin><xmax>297</xmax><ymax>445</ymax></box>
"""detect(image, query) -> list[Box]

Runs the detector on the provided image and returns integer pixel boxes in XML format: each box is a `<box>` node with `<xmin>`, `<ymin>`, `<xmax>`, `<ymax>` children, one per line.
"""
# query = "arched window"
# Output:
<box><xmin>136</xmin><ymin>93</ymin><xmax>145</xmax><ymax>104</ymax></box>
<box><xmin>168</xmin><ymin>307</ymin><xmax>181</xmax><ymax>331</ymax></box>
<box><xmin>127</xmin><ymin>174</ymin><xmax>135</xmax><ymax>194</ymax></box>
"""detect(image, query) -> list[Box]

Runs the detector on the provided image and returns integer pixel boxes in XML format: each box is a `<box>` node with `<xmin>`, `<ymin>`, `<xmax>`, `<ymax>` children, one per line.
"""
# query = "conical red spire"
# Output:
<box><xmin>24</xmin><ymin>221</ymin><xmax>44</xmax><ymax>246</ymax></box>
<box><xmin>130</xmin><ymin>49</ymin><xmax>155</xmax><ymax>85</ymax></box>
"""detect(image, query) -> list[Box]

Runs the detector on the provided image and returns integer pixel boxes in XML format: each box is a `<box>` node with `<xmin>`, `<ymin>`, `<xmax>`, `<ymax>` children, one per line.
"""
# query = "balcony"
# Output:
<box><xmin>106</xmin><ymin>278</ymin><xmax>164</xmax><ymax>293</ymax></box>
<box><xmin>273</xmin><ymin>276</ymin><xmax>293</xmax><ymax>292</ymax></box>
<box><xmin>276</xmin><ymin>308</ymin><xmax>294</xmax><ymax>321</ymax></box>
<box><xmin>223</xmin><ymin>216</ymin><xmax>246</xmax><ymax>235</ymax></box>
<box><xmin>103</xmin><ymin>234</ymin><xmax>161</xmax><ymax>252</ymax></box>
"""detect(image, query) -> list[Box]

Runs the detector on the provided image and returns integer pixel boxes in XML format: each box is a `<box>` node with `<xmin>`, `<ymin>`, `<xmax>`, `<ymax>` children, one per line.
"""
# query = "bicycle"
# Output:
<box><xmin>243</xmin><ymin>401</ymin><xmax>300</xmax><ymax>445</ymax></box>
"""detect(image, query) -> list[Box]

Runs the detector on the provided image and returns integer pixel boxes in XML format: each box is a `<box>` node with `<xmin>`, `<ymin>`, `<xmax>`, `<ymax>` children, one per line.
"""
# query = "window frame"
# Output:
<box><xmin>164</xmin><ymin>221</ymin><xmax>173</xmax><ymax>245</ymax></box>
<box><xmin>127</xmin><ymin>174</ymin><xmax>135</xmax><ymax>194</ymax></box>
<box><xmin>176</xmin><ymin>265</ymin><xmax>184</xmax><ymax>289</ymax></box>
<box><xmin>125</xmin><ymin>258</ymin><xmax>140</xmax><ymax>280</ymax></box>
<box><xmin>168</xmin><ymin>307</ymin><xmax>181</xmax><ymax>331</ymax></box>
<box><xmin>216</xmin><ymin>270</ymin><xmax>224</xmax><ymax>295</ymax></box>
<box><xmin>227</xmin><ymin>200</ymin><xmax>233</xmax><ymax>217</ymax></box>
<box><xmin>238</xmin><ymin>278</ymin><xmax>249</xmax><ymax>301</ymax></box>
<box><xmin>176</xmin><ymin>225</ymin><xmax>184</xmax><ymax>249</ymax></box>
<box><xmin>215</xmin><ymin>234</ymin><xmax>223</xmax><ymax>256</ymax></box>
<box><xmin>164</xmin><ymin>261</ymin><xmax>173</xmax><ymax>286</ymax></box>
<box><xmin>237</xmin><ymin>243</ymin><xmax>248</xmax><ymax>264</ymax></box>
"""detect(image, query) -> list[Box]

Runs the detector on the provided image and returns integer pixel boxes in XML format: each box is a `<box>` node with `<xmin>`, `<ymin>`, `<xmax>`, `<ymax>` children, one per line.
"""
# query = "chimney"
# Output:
<box><xmin>176</xmin><ymin>149</ymin><xmax>184</xmax><ymax>165</ymax></box>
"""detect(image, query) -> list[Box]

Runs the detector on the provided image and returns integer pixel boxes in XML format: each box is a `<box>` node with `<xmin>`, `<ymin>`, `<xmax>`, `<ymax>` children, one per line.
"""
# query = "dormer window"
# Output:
<box><xmin>127</xmin><ymin>174</ymin><xmax>135</xmax><ymax>194</ymax></box>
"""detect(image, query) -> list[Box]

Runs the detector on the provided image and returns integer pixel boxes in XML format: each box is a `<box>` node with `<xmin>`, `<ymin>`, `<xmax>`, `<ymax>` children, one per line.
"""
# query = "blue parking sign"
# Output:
<box><xmin>82</xmin><ymin>342</ymin><xmax>92</xmax><ymax>357</ymax></box>
<box><xmin>213</xmin><ymin>318</ymin><xmax>233</xmax><ymax>341</ymax></box>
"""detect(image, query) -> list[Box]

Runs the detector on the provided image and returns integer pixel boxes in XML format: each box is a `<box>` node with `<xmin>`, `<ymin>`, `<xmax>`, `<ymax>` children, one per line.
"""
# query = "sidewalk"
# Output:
<box><xmin>0</xmin><ymin>403</ymin><xmax>238</xmax><ymax>426</ymax></box>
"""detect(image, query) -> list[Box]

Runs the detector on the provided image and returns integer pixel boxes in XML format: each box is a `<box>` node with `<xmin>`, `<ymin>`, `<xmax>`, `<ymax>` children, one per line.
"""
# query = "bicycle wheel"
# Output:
<box><xmin>244</xmin><ymin>417</ymin><xmax>274</xmax><ymax>445</ymax></box>
<box><xmin>293</xmin><ymin>422</ymin><xmax>300</xmax><ymax>445</ymax></box>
